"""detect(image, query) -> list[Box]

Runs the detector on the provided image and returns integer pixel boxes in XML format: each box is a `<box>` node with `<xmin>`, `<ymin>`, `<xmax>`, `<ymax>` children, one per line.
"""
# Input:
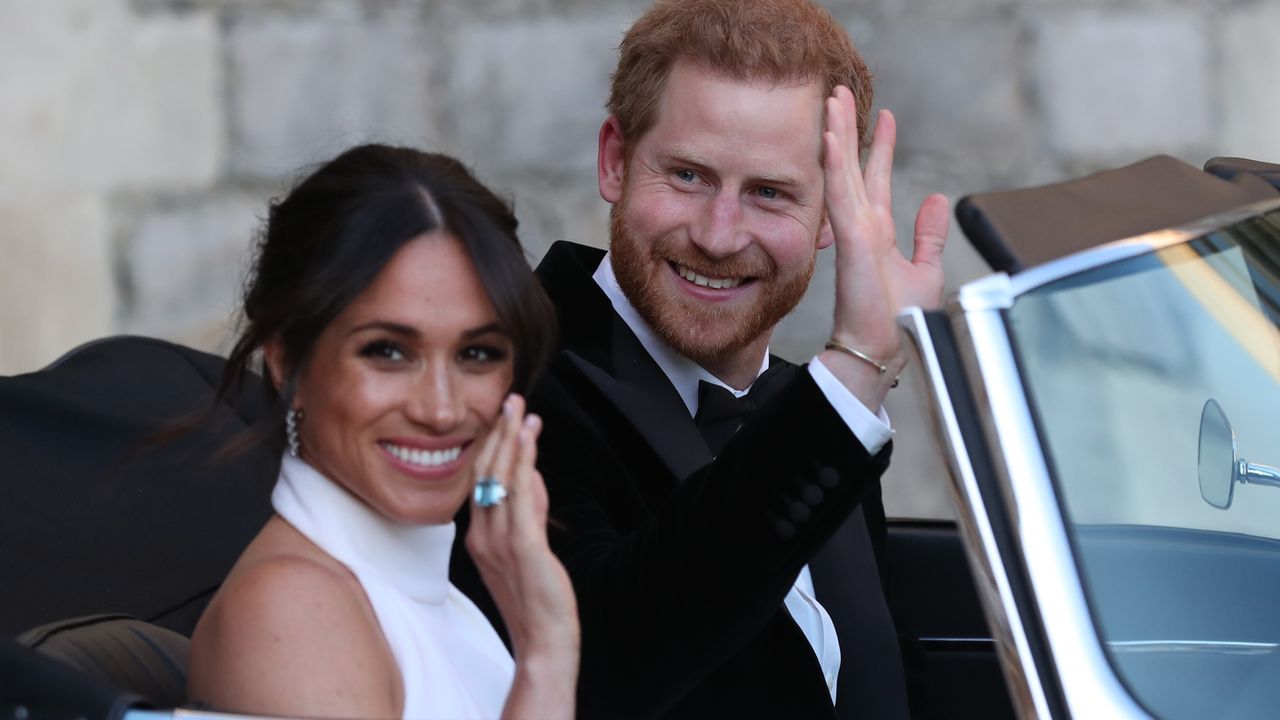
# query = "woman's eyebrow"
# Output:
<box><xmin>348</xmin><ymin>320</ymin><xmax>418</xmax><ymax>337</ymax></box>
<box><xmin>462</xmin><ymin>322</ymin><xmax>506</xmax><ymax>340</ymax></box>
<box><xmin>347</xmin><ymin>320</ymin><xmax>506</xmax><ymax>340</ymax></box>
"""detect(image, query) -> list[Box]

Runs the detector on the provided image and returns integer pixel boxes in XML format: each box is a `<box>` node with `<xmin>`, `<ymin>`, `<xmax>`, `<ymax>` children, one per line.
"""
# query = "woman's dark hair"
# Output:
<box><xmin>218</xmin><ymin>144</ymin><xmax>556</xmax><ymax>452</ymax></box>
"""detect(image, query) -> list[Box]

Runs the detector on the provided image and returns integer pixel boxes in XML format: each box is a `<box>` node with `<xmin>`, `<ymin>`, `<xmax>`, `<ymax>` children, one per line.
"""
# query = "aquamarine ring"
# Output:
<box><xmin>474</xmin><ymin>475</ymin><xmax>508</xmax><ymax>508</ymax></box>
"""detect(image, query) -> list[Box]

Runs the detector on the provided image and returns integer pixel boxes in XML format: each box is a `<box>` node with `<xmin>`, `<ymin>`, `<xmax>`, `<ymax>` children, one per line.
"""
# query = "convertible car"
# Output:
<box><xmin>3</xmin><ymin>155</ymin><xmax>1279</xmax><ymax>719</ymax></box>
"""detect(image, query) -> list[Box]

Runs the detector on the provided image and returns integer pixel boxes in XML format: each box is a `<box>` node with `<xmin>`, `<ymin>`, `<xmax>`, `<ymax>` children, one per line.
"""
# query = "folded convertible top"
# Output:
<box><xmin>956</xmin><ymin>155</ymin><xmax>1280</xmax><ymax>274</ymax></box>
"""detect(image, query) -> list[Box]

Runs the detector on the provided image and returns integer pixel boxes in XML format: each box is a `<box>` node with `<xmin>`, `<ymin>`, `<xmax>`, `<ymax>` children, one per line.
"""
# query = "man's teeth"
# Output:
<box><xmin>676</xmin><ymin>265</ymin><xmax>742</xmax><ymax>289</ymax></box>
<box><xmin>382</xmin><ymin>443</ymin><xmax>462</xmax><ymax>468</ymax></box>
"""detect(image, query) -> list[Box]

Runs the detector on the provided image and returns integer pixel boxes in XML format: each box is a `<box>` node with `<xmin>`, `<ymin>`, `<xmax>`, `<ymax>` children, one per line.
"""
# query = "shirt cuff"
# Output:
<box><xmin>808</xmin><ymin>356</ymin><xmax>894</xmax><ymax>454</ymax></box>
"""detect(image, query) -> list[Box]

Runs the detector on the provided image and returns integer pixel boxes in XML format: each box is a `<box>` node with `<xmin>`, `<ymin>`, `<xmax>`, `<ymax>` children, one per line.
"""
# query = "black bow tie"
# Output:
<box><xmin>693</xmin><ymin>364</ymin><xmax>790</xmax><ymax>456</ymax></box>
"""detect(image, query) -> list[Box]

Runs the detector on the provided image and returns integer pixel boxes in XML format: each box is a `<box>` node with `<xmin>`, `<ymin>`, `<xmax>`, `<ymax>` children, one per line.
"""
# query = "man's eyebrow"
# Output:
<box><xmin>754</xmin><ymin>171</ymin><xmax>805</xmax><ymax>189</ymax></box>
<box><xmin>661</xmin><ymin>146</ymin><xmax>804</xmax><ymax>189</ymax></box>
<box><xmin>661</xmin><ymin>147</ymin><xmax>714</xmax><ymax>170</ymax></box>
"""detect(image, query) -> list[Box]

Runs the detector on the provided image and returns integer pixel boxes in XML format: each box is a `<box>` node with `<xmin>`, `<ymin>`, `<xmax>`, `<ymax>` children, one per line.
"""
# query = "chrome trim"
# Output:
<box><xmin>1243</xmin><ymin>460</ymin><xmax>1280</xmax><ymax>488</ymax></box>
<box><xmin>954</xmin><ymin>272</ymin><xmax>1015</xmax><ymax>313</ymax></box>
<box><xmin>899</xmin><ymin>307</ymin><xmax>1050</xmax><ymax>719</ymax></box>
<box><xmin>1108</xmin><ymin>640</ymin><xmax>1278</xmax><ymax>656</ymax></box>
<box><xmin>962</xmin><ymin>196</ymin><xmax>1280</xmax><ymax>301</ymax></box>
<box><xmin>952</xmin><ymin>304</ymin><xmax>1152</xmax><ymax>719</ymax></box>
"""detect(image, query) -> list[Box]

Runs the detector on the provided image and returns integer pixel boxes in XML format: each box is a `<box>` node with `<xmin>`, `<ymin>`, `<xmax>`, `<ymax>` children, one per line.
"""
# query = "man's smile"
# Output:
<box><xmin>672</xmin><ymin>262</ymin><xmax>753</xmax><ymax>290</ymax></box>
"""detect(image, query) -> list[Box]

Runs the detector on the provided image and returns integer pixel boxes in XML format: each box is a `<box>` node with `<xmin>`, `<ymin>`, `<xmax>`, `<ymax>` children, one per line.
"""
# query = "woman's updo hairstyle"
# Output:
<box><xmin>219</xmin><ymin>144</ymin><xmax>556</xmax><ymax>447</ymax></box>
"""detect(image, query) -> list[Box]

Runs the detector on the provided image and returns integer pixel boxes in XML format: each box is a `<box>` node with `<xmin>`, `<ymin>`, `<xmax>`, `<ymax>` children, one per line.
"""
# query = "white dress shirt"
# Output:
<box><xmin>592</xmin><ymin>253</ymin><xmax>894</xmax><ymax>703</ymax></box>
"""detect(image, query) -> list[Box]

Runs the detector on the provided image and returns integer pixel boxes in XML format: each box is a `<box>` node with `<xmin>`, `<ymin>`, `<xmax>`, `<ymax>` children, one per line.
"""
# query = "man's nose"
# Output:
<box><xmin>690</xmin><ymin>190</ymin><xmax>749</xmax><ymax>259</ymax></box>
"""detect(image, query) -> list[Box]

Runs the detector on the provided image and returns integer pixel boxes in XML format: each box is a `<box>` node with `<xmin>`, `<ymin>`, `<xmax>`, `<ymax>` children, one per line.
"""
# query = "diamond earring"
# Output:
<box><xmin>285</xmin><ymin>408</ymin><xmax>303</xmax><ymax>457</ymax></box>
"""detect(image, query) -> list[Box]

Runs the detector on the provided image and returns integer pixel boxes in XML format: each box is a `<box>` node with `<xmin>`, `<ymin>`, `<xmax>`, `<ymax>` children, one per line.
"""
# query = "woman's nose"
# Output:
<box><xmin>407</xmin><ymin>364</ymin><xmax>462</xmax><ymax>431</ymax></box>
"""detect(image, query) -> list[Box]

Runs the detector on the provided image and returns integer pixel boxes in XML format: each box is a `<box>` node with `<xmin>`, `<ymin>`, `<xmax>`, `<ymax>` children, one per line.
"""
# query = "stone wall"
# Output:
<box><xmin>4</xmin><ymin>0</ymin><xmax>1278</xmax><ymax>517</ymax></box>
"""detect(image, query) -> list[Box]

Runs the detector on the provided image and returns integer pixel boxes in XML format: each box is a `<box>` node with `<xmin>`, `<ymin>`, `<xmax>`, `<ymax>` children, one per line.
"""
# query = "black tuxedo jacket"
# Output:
<box><xmin>454</xmin><ymin>242</ymin><xmax>910</xmax><ymax>718</ymax></box>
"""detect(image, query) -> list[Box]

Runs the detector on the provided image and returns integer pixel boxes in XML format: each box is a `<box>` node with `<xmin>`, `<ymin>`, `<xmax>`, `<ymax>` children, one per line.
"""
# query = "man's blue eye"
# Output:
<box><xmin>676</xmin><ymin>169</ymin><xmax>697</xmax><ymax>182</ymax></box>
<box><xmin>758</xmin><ymin>187</ymin><xmax>778</xmax><ymax>200</ymax></box>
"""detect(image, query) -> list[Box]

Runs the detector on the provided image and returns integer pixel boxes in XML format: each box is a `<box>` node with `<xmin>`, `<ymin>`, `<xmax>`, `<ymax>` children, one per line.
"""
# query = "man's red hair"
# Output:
<box><xmin>607</xmin><ymin>0</ymin><xmax>874</xmax><ymax>152</ymax></box>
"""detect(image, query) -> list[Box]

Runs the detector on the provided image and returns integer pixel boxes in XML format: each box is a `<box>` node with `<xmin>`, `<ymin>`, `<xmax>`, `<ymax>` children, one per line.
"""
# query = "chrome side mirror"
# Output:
<box><xmin>1198</xmin><ymin>398</ymin><xmax>1280</xmax><ymax>509</ymax></box>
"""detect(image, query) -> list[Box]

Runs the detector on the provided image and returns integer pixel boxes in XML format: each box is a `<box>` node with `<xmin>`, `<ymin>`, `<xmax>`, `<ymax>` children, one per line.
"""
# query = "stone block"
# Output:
<box><xmin>120</xmin><ymin>193</ymin><xmax>266</xmax><ymax>353</ymax></box>
<box><xmin>0</xmin><ymin>195</ymin><xmax>115</xmax><ymax>374</ymax></box>
<box><xmin>496</xmin><ymin>173</ymin><xmax>612</xmax><ymax>264</ymax></box>
<box><xmin>853</xmin><ymin>0</ymin><xmax>1015</xmax><ymax>20</ymax></box>
<box><xmin>227</xmin><ymin>6</ymin><xmax>439</xmax><ymax>180</ymax></box>
<box><xmin>1036</xmin><ymin>10</ymin><xmax>1211</xmax><ymax>158</ymax></box>
<box><xmin>857</xmin><ymin>15</ymin><xmax>1030</xmax><ymax>176</ymax></box>
<box><xmin>0</xmin><ymin>0</ymin><xmax>222</xmax><ymax>194</ymax></box>
<box><xmin>1219</xmin><ymin>6</ymin><xmax>1280</xmax><ymax>162</ymax></box>
<box><xmin>440</xmin><ymin>13</ymin><xmax>632</xmax><ymax>178</ymax></box>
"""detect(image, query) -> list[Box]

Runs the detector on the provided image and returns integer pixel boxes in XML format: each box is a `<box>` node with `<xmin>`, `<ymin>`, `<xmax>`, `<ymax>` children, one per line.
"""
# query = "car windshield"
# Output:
<box><xmin>1005</xmin><ymin>207</ymin><xmax>1280</xmax><ymax>720</ymax></box>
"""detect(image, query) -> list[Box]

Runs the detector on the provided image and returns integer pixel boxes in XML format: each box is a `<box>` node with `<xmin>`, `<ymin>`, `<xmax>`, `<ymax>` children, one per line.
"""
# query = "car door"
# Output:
<box><xmin>902</xmin><ymin>198</ymin><xmax>1280</xmax><ymax>719</ymax></box>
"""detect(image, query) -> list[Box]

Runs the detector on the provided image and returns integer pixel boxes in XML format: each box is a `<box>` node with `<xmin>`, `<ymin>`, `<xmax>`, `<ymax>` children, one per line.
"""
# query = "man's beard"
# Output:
<box><xmin>609</xmin><ymin>201</ymin><xmax>815</xmax><ymax>368</ymax></box>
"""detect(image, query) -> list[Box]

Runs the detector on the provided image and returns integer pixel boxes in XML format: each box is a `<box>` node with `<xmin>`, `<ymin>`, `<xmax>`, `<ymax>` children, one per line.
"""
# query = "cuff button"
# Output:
<box><xmin>774</xmin><ymin>519</ymin><xmax>797</xmax><ymax>541</ymax></box>
<box><xmin>802</xmin><ymin>485</ymin><xmax>824</xmax><ymax>506</ymax></box>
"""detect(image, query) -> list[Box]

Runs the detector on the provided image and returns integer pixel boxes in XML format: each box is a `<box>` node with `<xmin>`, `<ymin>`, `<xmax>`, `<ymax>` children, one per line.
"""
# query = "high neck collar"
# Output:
<box><xmin>272</xmin><ymin>455</ymin><xmax>454</xmax><ymax>604</ymax></box>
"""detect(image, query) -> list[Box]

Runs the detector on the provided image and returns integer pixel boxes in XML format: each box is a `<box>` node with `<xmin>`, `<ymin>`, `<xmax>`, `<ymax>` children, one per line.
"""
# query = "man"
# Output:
<box><xmin>456</xmin><ymin>0</ymin><xmax>949</xmax><ymax>717</ymax></box>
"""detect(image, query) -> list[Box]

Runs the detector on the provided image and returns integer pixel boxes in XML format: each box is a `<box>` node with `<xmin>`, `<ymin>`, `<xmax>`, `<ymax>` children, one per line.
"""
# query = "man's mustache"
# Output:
<box><xmin>650</xmin><ymin>243</ymin><xmax>776</xmax><ymax>281</ymax></box>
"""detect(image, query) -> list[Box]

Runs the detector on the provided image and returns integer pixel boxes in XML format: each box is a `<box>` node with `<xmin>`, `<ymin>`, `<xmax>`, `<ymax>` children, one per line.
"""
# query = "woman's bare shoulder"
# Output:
<box><xmin>188</xmin><ymin>517</ymin><xmax>401</xmax><ymax>718</ymax></box>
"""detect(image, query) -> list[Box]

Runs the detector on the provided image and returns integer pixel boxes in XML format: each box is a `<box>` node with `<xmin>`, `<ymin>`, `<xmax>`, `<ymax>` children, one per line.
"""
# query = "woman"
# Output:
<box><xmin>187</xmin><ymin>145</ymin><xmax>578</xmax><ymax>719</ymax></box>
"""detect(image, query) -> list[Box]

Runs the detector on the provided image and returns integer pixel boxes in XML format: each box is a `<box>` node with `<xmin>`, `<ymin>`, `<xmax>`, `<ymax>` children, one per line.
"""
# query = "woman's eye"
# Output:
<box><xmin>459</xmin><ymin>345</ymin><xmax>509</xmax><ymax>364</ymax></box>
<box><xmin>359</xmin><ymin>340</ymin><xmax>406</xmax><ymax>362</ymax></box>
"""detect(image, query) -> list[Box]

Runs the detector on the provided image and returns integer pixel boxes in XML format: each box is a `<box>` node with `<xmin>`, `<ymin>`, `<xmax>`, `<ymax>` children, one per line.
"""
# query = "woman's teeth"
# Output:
<box><xmin>381</xmin><ymin>443</ymin><xmax>462</xmax><ymax>468</ymax></box>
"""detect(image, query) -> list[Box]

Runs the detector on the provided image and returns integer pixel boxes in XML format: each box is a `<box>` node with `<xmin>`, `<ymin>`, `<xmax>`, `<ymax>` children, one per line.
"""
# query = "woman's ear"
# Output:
<box><xmin>262</xmin><ymin>338</ymin><xmax>293</xmax><ymax>400</ymax></box>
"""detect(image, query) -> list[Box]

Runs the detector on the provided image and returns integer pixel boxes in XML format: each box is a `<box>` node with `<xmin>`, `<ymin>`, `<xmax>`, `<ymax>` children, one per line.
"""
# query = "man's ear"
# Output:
<box><xmin>817</xmin><ymin>213</ymin><xmax>835</xmax><ymax>250</ymax></box>
<box><xmin>262</xmin><ymin>338</ymin><xmax>294</xmax><ymax>402</ymax></box>
<box><xmin>598</xmin><ymin>115</ymin><xmax>627</xmax><ymax>204</ymax></box>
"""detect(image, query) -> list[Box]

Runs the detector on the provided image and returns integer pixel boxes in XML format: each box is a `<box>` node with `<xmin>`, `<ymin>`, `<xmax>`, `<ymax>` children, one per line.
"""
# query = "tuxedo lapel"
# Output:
<box><xmin>539</xmin><ymin>242</ymin><xmax>711</xmax><ymax>482</ymax></box>
<box><xmin>564</xmin><ymin>350</ymin><xmax>710</xmax><ymax>481</ymax></box>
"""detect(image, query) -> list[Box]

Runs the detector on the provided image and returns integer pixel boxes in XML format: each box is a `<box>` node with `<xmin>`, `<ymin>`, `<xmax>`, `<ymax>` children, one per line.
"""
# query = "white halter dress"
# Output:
<box><xmin>272</xmin><ymin>455</ymin><xmax>515</xmax><ymax>720</ymax></box>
